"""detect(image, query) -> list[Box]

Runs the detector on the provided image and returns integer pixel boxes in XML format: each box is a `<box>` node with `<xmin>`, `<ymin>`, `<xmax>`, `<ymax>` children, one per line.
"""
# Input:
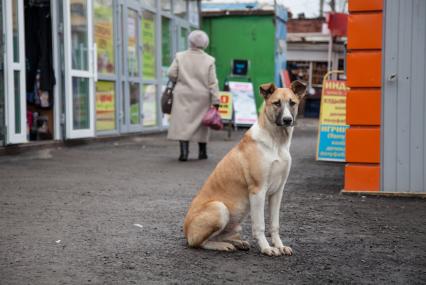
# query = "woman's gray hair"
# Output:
<box><xmin>188</xmin><ymin>30</ymin><xmax>210</xmax><ymax>50</ymax></box>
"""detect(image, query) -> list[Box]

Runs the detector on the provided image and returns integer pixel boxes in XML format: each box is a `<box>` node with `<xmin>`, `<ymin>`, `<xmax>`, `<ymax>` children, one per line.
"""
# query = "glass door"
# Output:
<box><xmin>119</xmin><ymin>1</ymin><xmax>143</xmax><ymax>133</ymax></box>
<box><xmin>63</xmin><ymin>0</ymin><xmax>95</xmax><ymax>139</ymax></box>
<box><xmin>141</xmin><ymin>7</ymin><xmax>158</xmax><ymax>128</ymax></box>
<box><xmin>4</xmin><ymin>0</ymin><xmax>27</xmax><ymax>144</ymax></box>
<box><xmin>0</xmin><ymin>0</ymin><xmax>4</xmax><ymax>143</ymax></box>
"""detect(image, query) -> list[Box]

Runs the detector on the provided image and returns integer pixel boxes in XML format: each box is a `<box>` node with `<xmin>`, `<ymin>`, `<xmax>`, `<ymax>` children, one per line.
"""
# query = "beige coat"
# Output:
<box><xmin>167</xmin><ymin>49</ymin><xmax>220</xmax><ymax>143</ymax></box>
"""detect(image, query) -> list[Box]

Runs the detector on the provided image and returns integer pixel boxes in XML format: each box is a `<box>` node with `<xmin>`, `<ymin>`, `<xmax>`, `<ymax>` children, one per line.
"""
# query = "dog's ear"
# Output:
<box><xmin>259</xmin><ymin>83</ymin><xmax>276</xmax><ymax>100</ymax></box>
<box><xmin>291</xmin><ymin>80</ymin><xmax>307</xmax><ymax>99</ymax></box>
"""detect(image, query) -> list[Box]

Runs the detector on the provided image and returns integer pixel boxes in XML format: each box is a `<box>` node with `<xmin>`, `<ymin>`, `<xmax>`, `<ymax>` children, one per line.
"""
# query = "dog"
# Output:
<box><xmin>183</xmin><ymin>80</ymin><xmax>307</xmax><ymax>256</ymax></box>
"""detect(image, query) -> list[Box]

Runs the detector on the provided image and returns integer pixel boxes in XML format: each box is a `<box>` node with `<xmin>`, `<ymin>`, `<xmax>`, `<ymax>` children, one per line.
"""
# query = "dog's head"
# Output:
<box><xmin>259</xmin><ymin>80</ymin><xmax>307</xmax><ymax>127</ymax></box>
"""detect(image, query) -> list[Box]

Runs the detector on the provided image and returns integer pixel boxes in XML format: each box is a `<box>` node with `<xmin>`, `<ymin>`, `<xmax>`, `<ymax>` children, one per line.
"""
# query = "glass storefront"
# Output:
<box><xmin>70</xmin><ymin>0</ymin><xmax>89</xmax><ymax>71</ymax></box>
<box><xmin>1</xmin><ymin>0</ymin><xmax>200</xmax><ymax>145</ymax></box>
<box><xmin>96</xmin><ymin>81</ymin><xmax>116</xmax><ymax>131</ymax></box>
<box><xmin>143</xmin><ymin>84</ymin><xmax>157</xmax><ymax>127</ymax></box>
<box><xmin>127</xmin><ymin>9</ymin><xmax>139</xmax><ymax>77</ymax></box>
<box><xmin>129</xmin><ymin>82</ymin><xmax>140</xmax><ymax>125</ymax></box>
<box><xmin>72</xmin><ymin>77</ymin><xmax>90</xmax><ymax>130</ymax></box>
<box><xmin>94</xmin><ymin>0</ymin><xmax>116</xmax><ymax>132</ymax></box>
<box><xmin>14</xmin><ymin>71</ymin><xmax>21</xmax><ymax>133</ymax></box>
<box><xmin>142</xmin><ymin>10</ymin><xmax>156</xmax><ymax>81</ymax></box>
<box><xmin>179</xmin><ymin>27</ymin><xmax>189</xmax><ymax>51</ymax></box>
<box><xmin>12</xmin><ymin>1</ymin><xmax>20</xmax><ymax>63</ymax></box>
<box><xmin>161</xmin><ymin>17</ymin><xmax>172</xmax><ymax>70</ymax></box>
<box><xmin>94</xmin><ymin>0</ymin><xmax>115</xmax><ymax>75</ymax></box>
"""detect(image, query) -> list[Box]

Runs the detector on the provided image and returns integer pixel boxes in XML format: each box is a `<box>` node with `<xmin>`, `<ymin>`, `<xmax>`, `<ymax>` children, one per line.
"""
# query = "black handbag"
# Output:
<box><xmin>161</xmin><ymin>80</ymin><xmax>175</xmax><ymax>114</ymax></box>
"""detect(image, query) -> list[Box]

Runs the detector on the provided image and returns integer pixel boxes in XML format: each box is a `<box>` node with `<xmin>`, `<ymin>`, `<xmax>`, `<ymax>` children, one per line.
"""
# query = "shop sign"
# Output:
<box><xmin>96</xmin><ymin>81</ymin><xmax>115</xmax><ymax>131</ymax></box>
<box><xmin>316</xmin><ymin>79</ymin><xmax>349</xmax><ymax>162</ymax></box>
<box><xmin>228</xmin><ymin>82</ymin><xmax>257</xmax><ymax>126</ymax></box>
<box><xmin>218</xmin><ymin>92</ymin><xmax>233</xmax><ymax>121</ymax></box>
<box><xmin>94</xmin><ymin>1</ymin><xmax>115</xmax><ymax>75</ymax></box>
<box><xmin>127</xmin><ymin>14</ymin><xmax>138</xmax><ymax>75</ymax></box>
<box><xmin>142</xmin><ymin>13</ymin><xmax>156</xmax><ymax>80</ymax></box>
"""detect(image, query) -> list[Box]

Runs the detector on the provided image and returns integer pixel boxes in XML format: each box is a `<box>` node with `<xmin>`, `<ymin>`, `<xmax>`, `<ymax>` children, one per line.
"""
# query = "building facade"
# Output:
<box><xmin>344</xmin><ymin>0</ymin><xmax>426</xmax><ymax>194</ymax></box>
<box><xmin>287</xmin><ymin>17</ymin><xmax>346</xmax><ymax>117</ymax></box>
<box><xmin>0</xmin><ymin>0</ymin><xmax>200</xmax><ymax>145</ymax></box>
<box><xmin>202</xmin><ymin>2</ymin><xmax>287</xmax><ymax>112</ymax></box>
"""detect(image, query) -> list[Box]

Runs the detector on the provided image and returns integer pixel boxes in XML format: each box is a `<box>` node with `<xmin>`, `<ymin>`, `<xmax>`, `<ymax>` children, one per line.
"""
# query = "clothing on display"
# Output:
<box><xmin>24</xmin><ymin>0</ymin><xmax>55</xmax><ymax>141</ymax></box>
<box><xmin>25</xmin><ymin>1</ymin><xmax>55</xmax><ymax>106</ymax></box>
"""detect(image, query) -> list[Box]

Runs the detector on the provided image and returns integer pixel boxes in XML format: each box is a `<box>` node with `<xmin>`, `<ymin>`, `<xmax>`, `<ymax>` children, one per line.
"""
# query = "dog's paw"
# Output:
<box><xmin>275</xmin><ymin>245</ymin><xmax>293</xmax><ymax>256</ymax></box>
<box><xmin>232</xmin><ymin>240</ymin><xmax>250</xmax><ymax>251</ymax></box>
<box><xmin>261</xmin><ymin>246</ymin><xmax>281</xmax><ymax>256</ymax></box>
<box><xmin>221</xmin><ymin>243</ymin><xmax>237</xmax><ymax>252</ymax></box>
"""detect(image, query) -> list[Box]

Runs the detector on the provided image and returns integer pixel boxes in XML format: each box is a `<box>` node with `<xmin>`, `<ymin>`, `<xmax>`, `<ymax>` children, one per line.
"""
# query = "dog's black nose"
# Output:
<box><xmin>282</xmin><ymin>117</ymin><xmax>293</xmax><ymax>126</ymax></box>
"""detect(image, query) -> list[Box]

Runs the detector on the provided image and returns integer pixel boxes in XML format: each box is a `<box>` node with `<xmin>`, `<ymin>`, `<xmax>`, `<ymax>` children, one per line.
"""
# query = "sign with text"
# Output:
<box><xmin>228</xmin><ymin>82</ymin><xmax>257</xmax><ymax>126</ymax></box>
<box><xmin>316</xmin><ymin>79</ymin><xmax>349</xmax><ymax>162</ymax></box>
<box><xmin>94</xmin><ymin>1</ymin><xmax>115</xmax><ymax>75</ymax></box>
<box><xmin>218</xmin><ymin>92</ymin><xmax>233</xmax><ymax>121</ymax></box>
<box><xmin>96</xmin><ymin>81</ymin><xmax>115</xmax><ymax>131</ymax></box>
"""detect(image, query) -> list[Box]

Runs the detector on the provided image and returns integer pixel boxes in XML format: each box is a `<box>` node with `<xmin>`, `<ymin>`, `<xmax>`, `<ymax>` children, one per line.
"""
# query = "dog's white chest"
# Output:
<box><xmin>264</xmin><ymin>148</ymin><xmax>291</xmax><ymax>194</ymax></box>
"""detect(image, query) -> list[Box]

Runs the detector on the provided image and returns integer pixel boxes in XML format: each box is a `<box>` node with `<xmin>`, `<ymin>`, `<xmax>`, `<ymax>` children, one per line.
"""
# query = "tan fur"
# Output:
<box><xmin>183</xmin><ymin>133</ymin><xmax>262</xmax><ymax>247</ymax></box>
<box><xmin>183</xmin><ymin>81</ymin><xmax>306</xmax><ymax>252</ymax></box>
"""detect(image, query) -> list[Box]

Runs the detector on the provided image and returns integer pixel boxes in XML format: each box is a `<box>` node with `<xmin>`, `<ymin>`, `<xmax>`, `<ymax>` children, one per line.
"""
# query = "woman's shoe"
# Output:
<box><xmin>198</xmin><ymin>143</ymin><xmax>208</xmax><ymax>160</ymax></box>
<box><xmin>179</xmin><ymin>141</ymin><xmax>189</xmax><ymax>161</ymax></box>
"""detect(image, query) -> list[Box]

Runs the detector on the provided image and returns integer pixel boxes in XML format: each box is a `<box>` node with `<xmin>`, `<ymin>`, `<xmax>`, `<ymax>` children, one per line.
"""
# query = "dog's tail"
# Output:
<box><xmin>184</xmin><ymin>201</ymin><xmax>229</xmax><ymax>247</ymax></box>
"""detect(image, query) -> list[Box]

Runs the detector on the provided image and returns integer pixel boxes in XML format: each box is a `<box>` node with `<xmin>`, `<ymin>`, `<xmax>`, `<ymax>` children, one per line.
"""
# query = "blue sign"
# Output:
<box><xmin>317</xmin><ymin>124</ymin><xmax>349</xmax><ymax>162</ymax></box>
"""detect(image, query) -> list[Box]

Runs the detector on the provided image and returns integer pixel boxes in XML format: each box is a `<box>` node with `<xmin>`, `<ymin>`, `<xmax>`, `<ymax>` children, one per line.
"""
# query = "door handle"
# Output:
<box><xmin>388</xmin><ymin>73</ymin><xmax>397</xmax><ymax>82</ymax></box>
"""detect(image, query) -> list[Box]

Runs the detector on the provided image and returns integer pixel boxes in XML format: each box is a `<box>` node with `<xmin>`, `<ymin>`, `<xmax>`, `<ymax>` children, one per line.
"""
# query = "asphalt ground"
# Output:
<box><xmin>0</xmin><ymin>119</ymin><xmax>425</xmax><ymax>284</ymax></box>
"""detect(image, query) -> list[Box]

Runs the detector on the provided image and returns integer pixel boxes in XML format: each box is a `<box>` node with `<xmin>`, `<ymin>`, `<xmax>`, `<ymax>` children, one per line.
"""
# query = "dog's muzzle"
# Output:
<box><xmin>276</xmin><ymin>116</ymin><xmax>294</xmax><ymax>127</ymax></box>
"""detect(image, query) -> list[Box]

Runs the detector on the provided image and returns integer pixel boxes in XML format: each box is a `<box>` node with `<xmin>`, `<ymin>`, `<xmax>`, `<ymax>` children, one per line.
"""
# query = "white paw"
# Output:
<box><xmin>275</xmin><ymin>245</ymin><xmax>293</xmax><ymax>256</ymax></box>
<box><xmin>261</xmin><ymin>246</ymin><xmax>281</xmax><ymax>256</ymax></box>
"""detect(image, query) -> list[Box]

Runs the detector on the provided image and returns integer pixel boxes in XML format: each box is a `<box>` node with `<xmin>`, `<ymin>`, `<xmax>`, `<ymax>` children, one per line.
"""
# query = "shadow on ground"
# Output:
<box><xmin>0</xmin><ymin>119</ymin><xmax>425</xmax><ymax>284</ymax></box>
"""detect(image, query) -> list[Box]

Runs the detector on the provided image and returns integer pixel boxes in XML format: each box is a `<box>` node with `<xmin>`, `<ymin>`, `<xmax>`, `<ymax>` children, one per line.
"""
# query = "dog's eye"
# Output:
<box><xmin>289</xmin><ymin>100</ymin><xmax>296</xmax><ymax>107</ymax></box>
<box><xmin>273</xmin><ymin>101</ymin><xmax>281</xmax><ymax>107</ymax></box>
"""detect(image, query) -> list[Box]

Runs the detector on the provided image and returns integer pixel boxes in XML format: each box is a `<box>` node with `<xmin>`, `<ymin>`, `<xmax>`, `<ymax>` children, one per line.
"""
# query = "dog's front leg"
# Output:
<box><xmin>269</xmin><ymin>190</ymin><xmax>293</xmax><ymax>256</ymax></box>
<box><xmin>249</xmin><ymin>191</ymin><xmax>281</xmax><ymax>256</ymax></box>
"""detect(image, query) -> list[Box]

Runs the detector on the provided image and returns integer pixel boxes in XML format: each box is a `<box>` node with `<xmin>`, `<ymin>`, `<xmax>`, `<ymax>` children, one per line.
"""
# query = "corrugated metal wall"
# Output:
<box><xmin>382</xmin><ymin>0</ymin><xmax>426</xmax><ymax>193</ymax></box>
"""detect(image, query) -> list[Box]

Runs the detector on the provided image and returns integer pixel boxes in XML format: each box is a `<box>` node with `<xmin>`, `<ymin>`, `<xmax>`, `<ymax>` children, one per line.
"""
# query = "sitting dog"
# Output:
<box><xmin>183</xmin><ymin>81</ymin><xmax>307</xmax><ymax>256</ymax></box>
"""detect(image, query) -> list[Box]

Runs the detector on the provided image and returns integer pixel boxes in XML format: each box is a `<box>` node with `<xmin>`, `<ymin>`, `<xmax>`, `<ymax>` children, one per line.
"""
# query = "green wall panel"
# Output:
<box><xmin>203</xmin><ymin>15</ymin><xmax>275</xmax><ymax>111</ymax></box>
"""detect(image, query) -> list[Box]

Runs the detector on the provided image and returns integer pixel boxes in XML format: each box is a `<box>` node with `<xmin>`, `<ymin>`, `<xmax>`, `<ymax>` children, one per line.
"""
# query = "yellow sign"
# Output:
<box><xmin>218</xmin><ymin>92</ymin><xmax>233</xmax><ymax>121</ymax></box>
<box><xmin>316</xmin><ymin>73</ymin><xmax>349</xmax><ymax>162</ymax></box>
<box><xmin>142</xmin><ymin>11</ymin><xmax>156</xmax><ymax>80</ymax></box>
<box><xmin>94</xmin><ymin>1</ymin><xmax>114</xmax><ymax>75</ymax></box>
<box><xmin>96</xmin><ymin>81</ymin><xmax>116</xmax><ymax>131</ymax></box>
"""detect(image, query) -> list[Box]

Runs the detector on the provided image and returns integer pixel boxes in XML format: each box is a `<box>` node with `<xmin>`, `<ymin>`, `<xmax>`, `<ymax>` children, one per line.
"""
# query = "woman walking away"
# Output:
<box><xmin>167</xmin><ymin>30</ymin><xmax>220</xmax><ymax>161</ymax></box>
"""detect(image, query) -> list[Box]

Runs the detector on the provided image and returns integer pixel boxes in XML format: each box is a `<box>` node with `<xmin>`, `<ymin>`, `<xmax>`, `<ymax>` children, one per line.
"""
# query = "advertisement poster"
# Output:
<box><xmin>161</xmin><ymin>18</ymin><xmax>172</xmax><ymax>81</ymax></box>
<box><xmin>143</xmin><ymin>84</ymin><xmax>157</xmax><ymax>127</ymax></box>
<box><xmin>316</xmin><ymin>79</ymin><xmax>349</xmax><ymax>162</ymax></box>
<box><xmin>142</xmin><ymin>11</ymin><xmax>156</xmax><ymax>80</ymax></box>
<box><xmin>94</xmin><ymin>0</ymin><xmax>114</xmax><ymax>75</ymax></box>
<box><xmin>218</xmin><ymin>92</ymin><xmax>233</xmax><ymax>121</ymax></box>
<box><xmin>96</xmin><ymin>81</ymin><xmax>115</xmax><ymax>131</ymax></box>
<box><xmin>127</xmin><ymin>12</ymin><xmax>138</xmax><ymax>76</ymax></box>
<box><xmin>228</xmin><ymin>82</ymin><xmax>257</xmax><ymax>126</ymax></box>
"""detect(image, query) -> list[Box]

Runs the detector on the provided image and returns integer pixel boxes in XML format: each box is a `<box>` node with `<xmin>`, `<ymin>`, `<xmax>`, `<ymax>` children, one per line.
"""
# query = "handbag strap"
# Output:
<box><xmin>166</xmin><ymin>80</ymin><xmax>176</xmax><ymax>90</ymax></box>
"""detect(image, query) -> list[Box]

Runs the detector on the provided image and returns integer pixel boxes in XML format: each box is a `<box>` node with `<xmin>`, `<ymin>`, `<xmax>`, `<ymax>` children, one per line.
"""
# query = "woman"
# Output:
<box><xmin>167</xmin><ymin>30</ymin><xmax>220</xmax><ymax>161</ymax></box>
